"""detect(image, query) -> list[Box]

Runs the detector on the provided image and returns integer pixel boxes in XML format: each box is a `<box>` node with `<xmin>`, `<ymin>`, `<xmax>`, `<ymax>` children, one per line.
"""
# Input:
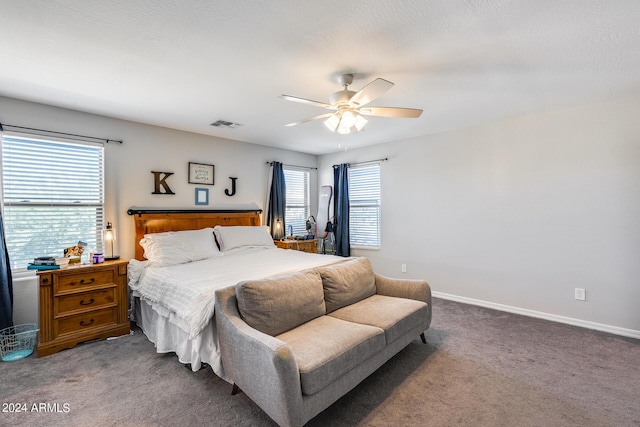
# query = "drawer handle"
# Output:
<box><xmin>79</xmin><ymin>298</ymin><xmax>95</xmax><ymax>306</ymax></box>
<box><xmin>80</xmin><ymin>278</ymin><xmax>95</xmax><ymax>285</ymax></box>
<box><xmin>80</xmin><ymin>319</ymin><xmax>95</xmax><ymax>326</ymax></box>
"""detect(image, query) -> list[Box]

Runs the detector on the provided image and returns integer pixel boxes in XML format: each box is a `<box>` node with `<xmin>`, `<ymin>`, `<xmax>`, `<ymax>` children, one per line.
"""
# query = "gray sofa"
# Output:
<box><xmin>214</xmin><ymin>257</ymin><xmax>432</xmax><ymax>427</ymax></box>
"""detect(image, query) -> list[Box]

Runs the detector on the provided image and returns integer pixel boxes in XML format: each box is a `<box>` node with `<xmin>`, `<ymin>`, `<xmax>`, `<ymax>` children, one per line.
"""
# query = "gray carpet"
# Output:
<box><xmin>1</xmin><ymin>298</ymin><xmax>639</xmax><ymax>426</ymax></box>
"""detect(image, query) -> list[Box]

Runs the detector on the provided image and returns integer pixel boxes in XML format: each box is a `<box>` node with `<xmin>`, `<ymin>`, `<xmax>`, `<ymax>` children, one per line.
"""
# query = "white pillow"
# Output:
<box><xmin>140</xmin><ymin>227</ymin><xmax>220</xmax><ymax>265</ymax></box>
<box><xmin>213</xmin><ymin>225</ymin><xmax>275</xmax><ymax>251</ymax></box>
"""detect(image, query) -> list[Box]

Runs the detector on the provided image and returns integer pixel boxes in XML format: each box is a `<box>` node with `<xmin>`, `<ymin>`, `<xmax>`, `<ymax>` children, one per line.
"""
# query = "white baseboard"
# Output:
<box><xmin>432</xmin><ymin>291</ymin><xmax>640</xmax><ymax>340</ymax></box>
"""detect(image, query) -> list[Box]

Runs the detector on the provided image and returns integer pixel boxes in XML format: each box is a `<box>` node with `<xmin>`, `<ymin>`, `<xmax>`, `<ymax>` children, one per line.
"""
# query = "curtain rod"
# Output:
<box><xmin>266</xmin><ymin>161</ymin><xmax>317</xmax><ymax>170</ymax></box>
<box><xmin>0</xmin><ymin>123</ymin><xmax>123</xmax><ymax>144</ymax></box>
<box><xmin>333</xmin><ymin>157</ymin><xmax>388</xmax><ymax>168</ymax></box>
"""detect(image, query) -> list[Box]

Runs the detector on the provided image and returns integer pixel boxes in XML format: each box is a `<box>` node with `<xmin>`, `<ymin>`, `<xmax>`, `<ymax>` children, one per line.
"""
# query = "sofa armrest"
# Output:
<box><xmin>375</xmin><ymin>273</ymin><xmax>432</xmax><ymax>328</ymax></box>
<box><xmin>375</xmin><ymin>273</ymin><xmax>431</xmax><ymax>302</ymax></box>
<box><xmin>214</xmin><ymin>286</ymin><xmax>304</xmax><ymax>427</ymax></box>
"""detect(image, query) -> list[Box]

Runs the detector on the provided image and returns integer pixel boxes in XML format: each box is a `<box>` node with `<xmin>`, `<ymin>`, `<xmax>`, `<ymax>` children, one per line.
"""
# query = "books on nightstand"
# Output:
<box><xmin>27</xmin><ymin>257</ymin><xmax>63</xmax><ymax>270</ymax></box>
<box><xmin>32</xmin><ymin>257</ymin><xmax>56</xmax><ymax>265</ymax></box>
<box><xmin>28</xmin><ymin>257</ymin><xmax>59</xmax><ymax>270</ymax></box>
<box><xmin>27</xmin><ymin>264</ymin><xmax>60</xmax><ymax>270</ymax></box>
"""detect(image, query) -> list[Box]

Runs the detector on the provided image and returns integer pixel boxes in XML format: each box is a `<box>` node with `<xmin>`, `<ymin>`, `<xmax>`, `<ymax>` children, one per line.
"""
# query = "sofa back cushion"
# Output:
<box><xmin>317</xmin><ymin>257</ymin><xmax>376</xmax><ymax>313</ymax></box>
<box><xmin>236</xmin><ymin>270</ymin><xmax>326</xmax><ymax>336</ymax></box>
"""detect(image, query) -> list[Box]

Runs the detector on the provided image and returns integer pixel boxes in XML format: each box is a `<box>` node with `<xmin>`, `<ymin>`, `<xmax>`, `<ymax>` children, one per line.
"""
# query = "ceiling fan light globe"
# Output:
<box><xmin>324</xmin><ymin>114</ymin><xmax>340</xmax><ymax>131</ymax></box>
<box><xmin>337</xmin><ymin>125</ymin><xmax>351</xmax><ymax>135</ymax></box>
<box><xmin>354</xmin><ymin>114</ymin><xmax>368</xmax><ymax>131</ymax></box>
<box><xmin>341</xmin><ymin>110</ymin><xmax>356</xmax><ymax>128</ymax></box>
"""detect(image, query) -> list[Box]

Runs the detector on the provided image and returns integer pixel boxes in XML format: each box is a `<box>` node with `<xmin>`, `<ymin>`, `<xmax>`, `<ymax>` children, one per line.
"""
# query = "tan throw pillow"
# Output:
<box><xmin>318</xmin><ymin>257</ymin><xmax>376</xmax><ymax>313</ymax></box>
<box><xmin>236</xmin><ymin>270</ymin><xmax>326</xmax><ymax>336</ymax></box>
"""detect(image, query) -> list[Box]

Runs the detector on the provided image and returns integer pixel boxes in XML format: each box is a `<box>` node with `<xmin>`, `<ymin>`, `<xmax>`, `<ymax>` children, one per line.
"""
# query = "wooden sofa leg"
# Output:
<box><xmin>231</xmin><ymin>383</ymin><xmax>240</xmax><ymax>395</ymax></box>
<box><xmin>420</xmin><ymin>332</ymin><xmax>426</xmax><ymax>344</ymax></box>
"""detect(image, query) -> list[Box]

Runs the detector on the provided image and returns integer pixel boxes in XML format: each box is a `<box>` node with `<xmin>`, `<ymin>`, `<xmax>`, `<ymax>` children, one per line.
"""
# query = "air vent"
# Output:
<box><xmin>210</xmin><ymin>120</ymin><xmax>242</xmax><ymax>129</ymax></box>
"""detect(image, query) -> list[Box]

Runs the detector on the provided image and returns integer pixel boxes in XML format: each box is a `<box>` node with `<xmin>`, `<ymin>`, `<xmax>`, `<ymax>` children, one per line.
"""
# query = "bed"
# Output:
<box><xmin>126</xmin><ymin>208</ymin><xmax>346</xmax><ymax>381</ymax></box>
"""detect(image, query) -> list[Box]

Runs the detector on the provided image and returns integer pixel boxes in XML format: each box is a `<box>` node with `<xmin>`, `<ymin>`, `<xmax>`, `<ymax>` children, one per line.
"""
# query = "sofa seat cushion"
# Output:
<box><xmin>276</xmin><ymin>315</ymin><xmax>385</xmax><ymax>396</ymax></box>
<box><xmin>317</xmin><ymin>257</ymin><xmax>376</xmax><ymax>313</ymax></box>
<box><xmin>236</xmin><ymin>270</ymin><xmax>326</xmax><ymax>336</ymax></box>
<box><xmin>328</xmin><ymin>294</ymin><xmax>429</xmax><ymax>345</ymax></box>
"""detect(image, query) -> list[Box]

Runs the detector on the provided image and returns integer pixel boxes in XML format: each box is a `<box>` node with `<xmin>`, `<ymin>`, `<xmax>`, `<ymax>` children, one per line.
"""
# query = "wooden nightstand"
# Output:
<box><xmin>274</xmin><ymin>239</ymin><xmax>318</xmax><ymax>254</ymax></box>
<box><xmin>37</xmin><ymin>259</ymin><xmax>130</xmax><ymax>357</ymax></box>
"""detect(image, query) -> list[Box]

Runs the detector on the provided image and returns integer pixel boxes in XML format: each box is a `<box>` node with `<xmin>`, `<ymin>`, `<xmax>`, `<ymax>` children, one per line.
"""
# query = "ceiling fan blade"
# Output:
<box><xmin>285</xmin><ymin>113</ymin><xmax>334</xmax><ymax>127</ymax></box>
<box><xmin>280</xmin><ymin>95</ymin><xmax>333</xmax><ymax>109</ymax></box>
<box><xmin>358</xmin><ymin>106</ymin><xmax>423</xmax><ymax>118</ymax></box>
<box><xmin>348</xmin><ymin>78</ymin><xmax>394</xmax><ymax>107</ymax></box>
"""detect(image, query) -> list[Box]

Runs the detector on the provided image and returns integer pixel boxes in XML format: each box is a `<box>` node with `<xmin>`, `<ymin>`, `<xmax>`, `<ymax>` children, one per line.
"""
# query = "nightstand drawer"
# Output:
<box><xmin>55</xmin><ymin>287</ymin><xmax>116</xmax><ymax>316</ymax></box>
<box><xmin>55</xmin><ymin>269</ymin><xmax>116</xmax><ymax>294</ymax></box>
<box><xmin>56</xmin><ymin>307</ymin><xmax>118</xmax><ymax>337</ymax></box>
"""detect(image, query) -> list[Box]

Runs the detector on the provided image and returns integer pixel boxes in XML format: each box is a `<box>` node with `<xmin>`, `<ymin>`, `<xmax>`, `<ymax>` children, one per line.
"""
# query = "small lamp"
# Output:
<box><xmin>102</xmin><ymin>222</ymin><xmax>120</xmax><ymax>260</ymax></box>
<box><xmin>274</xmin><ymin>218</ymin><xmax>283</xmax><ymax>240</ymax></box>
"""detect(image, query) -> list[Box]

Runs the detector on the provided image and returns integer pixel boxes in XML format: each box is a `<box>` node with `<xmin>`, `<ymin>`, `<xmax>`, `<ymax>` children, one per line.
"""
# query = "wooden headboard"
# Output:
<box><xmin>127</xmin><ymin>208</ymin><xmax>263</xmax><ymax>261</ymax></box>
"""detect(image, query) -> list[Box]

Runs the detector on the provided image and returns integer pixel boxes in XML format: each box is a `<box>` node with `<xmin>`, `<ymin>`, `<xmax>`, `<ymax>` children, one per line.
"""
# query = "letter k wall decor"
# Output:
<box><xmin>151</xmin><ymin>171</ymin><xmax>175</xmax><ymax>195</ymax></box>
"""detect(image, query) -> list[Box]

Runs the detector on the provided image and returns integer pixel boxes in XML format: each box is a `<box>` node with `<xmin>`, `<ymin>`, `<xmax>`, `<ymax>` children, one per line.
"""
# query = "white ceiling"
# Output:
<box><xmin>1</xmin><ymin>1</ymin><xmax>639</xmax><ymax>155</ymax></box>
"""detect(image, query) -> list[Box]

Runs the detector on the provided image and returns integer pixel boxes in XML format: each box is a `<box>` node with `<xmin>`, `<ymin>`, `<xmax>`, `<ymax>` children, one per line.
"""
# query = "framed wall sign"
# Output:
<box><xmin>188</xmin><ymin>162</ymin><xmax>214</xmax><ymax>185</ymax></box>
<box><xmin>195</xmin><ymin>188</ymin><xmax>209</xmax><ymax>205</ymax></box>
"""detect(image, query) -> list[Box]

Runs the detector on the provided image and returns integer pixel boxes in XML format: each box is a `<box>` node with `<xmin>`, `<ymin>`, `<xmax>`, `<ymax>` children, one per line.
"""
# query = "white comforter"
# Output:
<box><xmin>128</xmin><ymin>247</ymin><xmax>345</xmax><ymax>338</ymax></box>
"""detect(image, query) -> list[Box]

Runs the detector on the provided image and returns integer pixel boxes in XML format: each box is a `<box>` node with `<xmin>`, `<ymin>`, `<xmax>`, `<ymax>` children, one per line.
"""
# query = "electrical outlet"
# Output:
<box><xmin>575</xmin><ymin>288</ymin><xmax>586</xmax><ymax>301</ymax></box>
<box><xmin>401</xmin><ymin>264</ymin><xmax>407</xmax><ymax>273</ymax></box>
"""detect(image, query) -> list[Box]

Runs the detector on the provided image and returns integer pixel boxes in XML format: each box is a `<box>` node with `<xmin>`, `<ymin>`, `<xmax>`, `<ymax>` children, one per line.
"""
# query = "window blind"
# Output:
<box><xmin>349</xmin><ymin>164</ymin><xmax>381</xmax><ymax>247</ymax></box>
<box><xmin>283</xmin><ymin>168</ymin><xmax>310</xmax><ymax>236</ymax></box>
<box><xmin>1</xmin><ymin>134</ymin><xmax>104</xmax><ymax>268</ymax></box>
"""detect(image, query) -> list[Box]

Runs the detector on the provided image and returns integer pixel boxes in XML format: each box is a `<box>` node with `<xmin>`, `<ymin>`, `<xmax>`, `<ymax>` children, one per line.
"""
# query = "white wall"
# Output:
<box><xmin>319</xmin><ymin>92</ymin><xmax>640</xmax><ymax>335</ymax></box>
<box><xmin>0</xmin><ymin>96</ymin><xmax>318</xmax><ymax>261</ymax></box>
<box><xmin>4</xmin><ymin>93</ymin><xmax>639</xmax><ymax>336</ymax></box>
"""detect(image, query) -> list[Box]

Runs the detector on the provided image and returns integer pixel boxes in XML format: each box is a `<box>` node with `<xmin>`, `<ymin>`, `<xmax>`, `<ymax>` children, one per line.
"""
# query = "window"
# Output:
<box><xmin>349</xmin><ymin>163</ymin><xmax>381</xmax><ymax>248</ymax></box>
<box><xmin>283</xmin><ymin>167</ymin><xmax>310</xmax><ymax>236</ymax></box>
<box><xmin>1</xmin><ymin>133</ymin><xmax>104</xmax><ymax>269</ymax></box>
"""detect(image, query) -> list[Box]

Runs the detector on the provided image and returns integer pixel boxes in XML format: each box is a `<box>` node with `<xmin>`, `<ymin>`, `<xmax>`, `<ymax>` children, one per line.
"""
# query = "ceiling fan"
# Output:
<box><xmin>281</xmin><ymin>74</ymin><xmax>423</xmax><ymax>134</ymax></box>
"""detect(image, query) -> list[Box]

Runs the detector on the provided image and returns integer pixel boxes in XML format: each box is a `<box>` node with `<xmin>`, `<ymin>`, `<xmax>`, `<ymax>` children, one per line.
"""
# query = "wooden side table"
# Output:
<box><xmin>274</xmin><ymin>239</ymin><xmax>318</xmax><ymax>254</ymax></box>
<box><xmin>37</xmin><ymin>259</ymin><xmax>130</xmax><ymax>357</ymax></box>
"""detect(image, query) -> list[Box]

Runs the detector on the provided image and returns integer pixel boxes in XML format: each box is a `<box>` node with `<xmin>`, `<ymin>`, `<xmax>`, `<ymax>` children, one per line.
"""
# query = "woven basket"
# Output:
<box><xmin>0</xmin><ymin>323</ymin><xmax>39</xmax><ymax>362</ymax></box>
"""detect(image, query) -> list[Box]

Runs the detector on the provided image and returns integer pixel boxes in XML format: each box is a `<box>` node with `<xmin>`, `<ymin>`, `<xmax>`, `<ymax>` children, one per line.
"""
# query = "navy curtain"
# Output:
<box><xmin>0</xmin><ymin>209</ymin><xmax>13</xmax><ymax>331</ymax></box>
<box><xmin>333</xmin><ymin>163</ymin><xmax>350</xmax><ymax>257</ymax></box>
<box><xmin>267</xmin><ymin>161</ymin><xmax>286</xmax><ymax>240</ymax></box>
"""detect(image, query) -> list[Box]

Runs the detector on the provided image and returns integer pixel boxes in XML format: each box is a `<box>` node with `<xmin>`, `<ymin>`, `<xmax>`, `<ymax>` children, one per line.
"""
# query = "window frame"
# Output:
<box><xmin>348</xmin><ymin>163</ymin><xmax>381</xmax><ymax>249</ymax></box>
<box><xmin>283</xmin><ymin>166</ymin><xmax>311</xmax><ymax>237</ymax></box>
<box><xmin>1</xmin><ymin>132</ymin><xmax>105</xmax><ymax>270</ymax></box>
